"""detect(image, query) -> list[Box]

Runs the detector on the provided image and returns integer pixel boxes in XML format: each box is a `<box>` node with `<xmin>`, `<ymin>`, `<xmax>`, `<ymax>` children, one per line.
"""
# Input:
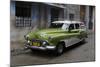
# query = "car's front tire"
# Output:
<box><xmin>54</xmin><ymin>43</ymin><xmax>64</xmax><ymax>56</ymax></box>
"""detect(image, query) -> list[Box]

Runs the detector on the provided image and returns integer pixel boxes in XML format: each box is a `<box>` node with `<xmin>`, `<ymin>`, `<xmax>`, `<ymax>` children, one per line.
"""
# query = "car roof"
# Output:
<box><xmin>52</xmin><ymin>20</ymin><xmax>82</xmax><ymax>24</ymax></box>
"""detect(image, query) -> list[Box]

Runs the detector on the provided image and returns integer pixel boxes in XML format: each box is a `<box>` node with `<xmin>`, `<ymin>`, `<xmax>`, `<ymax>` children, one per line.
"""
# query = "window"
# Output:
<box><xmin>69</xmin><ymin>24</ymin><xmax>74</xmax><ymax>30</ymax></box>
<box><xmin>16</xmin><ymin>17</ymin><xmax>31</xmax><ymax>27</ymax></box>
<box><xmin>15</xmin><ymin>1</ymin><xmax>32</xmax><ymax>27</ymax></box>
<box><xmin>69</xmin><ymin>14</ymin><xmax>74</xmax><ymax>20</ymax></box>
<box><xmin>75</xmin><ymin>23</ymin><xmax>80</xmax><ymax>29</ymax></box>
<box><xmin>51</xmin><ymin>23</ymin><xmax>63</xmax><ymax>28</ymax></box>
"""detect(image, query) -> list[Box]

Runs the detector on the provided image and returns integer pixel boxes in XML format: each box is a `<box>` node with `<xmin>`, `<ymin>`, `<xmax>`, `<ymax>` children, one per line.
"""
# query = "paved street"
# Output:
<box><xmin>11</xmin><ymin>33</ymin><xmax>95</xmax><ymax>66</ymax></box>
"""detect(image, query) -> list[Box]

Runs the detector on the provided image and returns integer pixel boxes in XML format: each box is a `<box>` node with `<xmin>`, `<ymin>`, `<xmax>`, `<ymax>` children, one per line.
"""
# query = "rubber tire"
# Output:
<box><xmin>81</xmin><ymin>38</ymin><xmax>86</xmax><ymax>43</ymax></box>
<box><xmin>54</xmin><ymin>43</ymin><xmax>64</xmax><ymax>56</ymax></box>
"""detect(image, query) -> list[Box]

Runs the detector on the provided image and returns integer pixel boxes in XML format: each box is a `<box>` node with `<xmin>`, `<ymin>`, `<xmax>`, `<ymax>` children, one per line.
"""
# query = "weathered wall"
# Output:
<box><xmin>65</xmin><ymin>4</ymin><xmax>80</xmax><ymax>21</ymax></box>
<box><xmin>10</xmin><ymin>1</ymin><xmax>36</xmax><ymax>42</ymax></box>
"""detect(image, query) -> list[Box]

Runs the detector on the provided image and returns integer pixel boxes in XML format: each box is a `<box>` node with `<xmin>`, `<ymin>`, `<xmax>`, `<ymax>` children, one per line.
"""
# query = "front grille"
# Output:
<box><xmin>30</xmin><ymin>38</ymin><xmax>49</xmax><ymax>46</ymax></box>
<box><xmin>31</xmin><ymin>38</ymin><xmax>44</xmax><ymax>43</ymax></box>
<box><xmin>30</xmin><ymin>39</ymin><xmax>43</xmax><ymax>46</ymax></box>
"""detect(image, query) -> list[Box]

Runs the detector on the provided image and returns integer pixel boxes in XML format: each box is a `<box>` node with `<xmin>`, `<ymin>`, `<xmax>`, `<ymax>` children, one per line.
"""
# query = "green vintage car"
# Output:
<box><xmin>24</xmin><ymin>20</ymin><xmax>88</xmax><ymax>55</ymax></box>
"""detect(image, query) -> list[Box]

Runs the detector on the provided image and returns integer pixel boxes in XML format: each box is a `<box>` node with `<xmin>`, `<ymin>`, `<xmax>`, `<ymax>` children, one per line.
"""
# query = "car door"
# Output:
<box><xmin>66</xmin><ymin>23</ymin><xmax>80</xmax><ymax>47</ymax></box>
<box><xmin>72</xmin><ymin>23</ymin><xmax>81</xmax><ymax>43</ymax></box>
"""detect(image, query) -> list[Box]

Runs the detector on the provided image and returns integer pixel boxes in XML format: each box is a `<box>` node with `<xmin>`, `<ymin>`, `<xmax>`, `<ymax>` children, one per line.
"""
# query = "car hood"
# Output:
<box><xmin>27</xmin><ymin>28</ymin><xmax>66</xmax><ymax>39</ymax></box>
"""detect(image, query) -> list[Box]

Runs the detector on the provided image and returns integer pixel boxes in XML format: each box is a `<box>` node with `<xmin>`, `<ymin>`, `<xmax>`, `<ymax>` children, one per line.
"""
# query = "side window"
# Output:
<box><xmin>69</xmin><ymin>24</ymin><xmax>74</xmax><ymax>30</ymax></box>
<box><xmin>75</xmin><ymin>23</ymin><xmax>80</xmax><ymax>29</ymax></box>
<box><xmin>80</xmin><ymin>23</ymin><xmax>85</xmax><ymax>29</ymax></box>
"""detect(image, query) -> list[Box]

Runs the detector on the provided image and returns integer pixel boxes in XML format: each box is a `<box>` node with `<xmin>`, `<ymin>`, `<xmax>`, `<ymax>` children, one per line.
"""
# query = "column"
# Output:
<box><xmin>46</xmin><ymin>6</ymin><xmax>51</xmax><ymax>28</ymax></box>
<box><xmin>31</xmin><ymin>3</ymin><xmax>39</xmax><ymax>30</ymax></box>
<box><xmin>85</xmin><ymin>6</ymin><xmax>89</xmax><ymax>30</ymax></box>
<box><xmin>40</xmin><ymin>4</ymin><xmax>45</xmax><ymax>28</ymax></box>
<box><xmin>92</xmin><ymin>7</ymin><xmax>95</xmax><ymax>31</ymax></box>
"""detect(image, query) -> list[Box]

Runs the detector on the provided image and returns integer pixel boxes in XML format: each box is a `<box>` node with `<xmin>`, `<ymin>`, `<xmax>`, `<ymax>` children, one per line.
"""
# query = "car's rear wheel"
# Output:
<box><xmin>54</xmin><ymin>43</ymin><xmax>64</xmax><ymax>56</ymax></box>
<box><xmin>81</xmin><ymin>38</ymin><xmax>86</xmax><ymax>43</ymax></box>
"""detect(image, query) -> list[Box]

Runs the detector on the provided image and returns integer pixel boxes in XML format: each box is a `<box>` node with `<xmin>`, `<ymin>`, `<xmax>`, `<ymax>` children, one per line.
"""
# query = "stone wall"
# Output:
<box><xmin>65</xmin><ymin>4</ymin><xmax>80</xmax><ymax>21</ymax></box>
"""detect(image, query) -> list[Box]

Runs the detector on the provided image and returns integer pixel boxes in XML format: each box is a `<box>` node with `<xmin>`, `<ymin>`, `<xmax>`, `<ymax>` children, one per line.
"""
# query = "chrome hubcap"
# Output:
<box><xmin>58</xmin><ymin>45</ymin><xmax>63</xmax><ymax>53</ymax></box>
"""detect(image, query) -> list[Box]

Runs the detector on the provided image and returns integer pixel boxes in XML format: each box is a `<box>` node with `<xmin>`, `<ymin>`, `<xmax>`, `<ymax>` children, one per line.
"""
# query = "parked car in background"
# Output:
<box><xmin>24</xmin><ymin>20</ymin><xmax>88</xmax><ymax>56</ymax></box>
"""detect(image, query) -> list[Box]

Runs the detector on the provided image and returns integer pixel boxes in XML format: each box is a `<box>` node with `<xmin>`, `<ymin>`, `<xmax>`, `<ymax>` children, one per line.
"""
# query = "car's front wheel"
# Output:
<box><xmin>54</xmin><ymin>43</ymin><xmax>64</xmax><ymax>56</ymax></box>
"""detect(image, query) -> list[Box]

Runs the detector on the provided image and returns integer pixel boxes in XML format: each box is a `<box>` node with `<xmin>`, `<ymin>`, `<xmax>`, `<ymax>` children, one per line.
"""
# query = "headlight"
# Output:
<box><xmin>43</xmin><ymin>41</ymin><xmax>46</xmax><ymax>45</ymax></box>
<box><xmin>42</xmin><ymin>41</ymin><xmax>47</xmax><ymax>47</ymax></box>
<box><xmin>24</xmin><ymin>35</ymin><xmax>29</xmax><ymax>40</ymax></box>
<box><xmin>26</xmin><ymin>35</ymin><xmax>29</xmax><ymax>38</ymax></box>
<box><xmin>27</xmin><ymin>40</ymin><xmax>30</xmax><ymax>43</ymax></box>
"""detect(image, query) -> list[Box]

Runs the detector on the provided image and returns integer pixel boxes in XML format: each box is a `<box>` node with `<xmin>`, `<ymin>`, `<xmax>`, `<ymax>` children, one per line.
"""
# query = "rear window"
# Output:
<box><xmin>75</xmin><ymin>23</ymin><xmax>80</xmax><ymax>29</ymax></box>
<box><xmin>80</xmin><ymin>23</ymin><xmax>85</xmax><ymax>29</ymax></box>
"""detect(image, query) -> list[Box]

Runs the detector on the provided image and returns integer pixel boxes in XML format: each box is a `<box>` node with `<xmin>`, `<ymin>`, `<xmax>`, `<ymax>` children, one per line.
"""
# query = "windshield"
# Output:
<box><xmin>50</xmin><ymin>23</ymin><xmax>63</xmax><ymax>28</ymax></box>
<box><xmin>62</xmin><ymin>23</ymin><xmax>69</xmax><ymax>30</ymax></box>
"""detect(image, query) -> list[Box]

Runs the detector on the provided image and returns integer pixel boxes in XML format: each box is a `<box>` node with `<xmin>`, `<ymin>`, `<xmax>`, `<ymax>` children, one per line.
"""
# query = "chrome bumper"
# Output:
<box><xmin>24</xmin><ymin>44</ymin><xmax>56</xmax><ymax>50</ymax></box>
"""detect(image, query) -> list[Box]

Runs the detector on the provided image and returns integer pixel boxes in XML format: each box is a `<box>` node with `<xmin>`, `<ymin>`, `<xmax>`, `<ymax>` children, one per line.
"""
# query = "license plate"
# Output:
<box><xmin>32</xmin><ymin>42</ymin><xmax>40</xmax><ymax>46</ymax></box>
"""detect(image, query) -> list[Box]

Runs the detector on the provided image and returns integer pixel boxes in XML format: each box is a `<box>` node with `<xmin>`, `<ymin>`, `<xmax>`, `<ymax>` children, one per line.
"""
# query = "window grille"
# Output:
<box><xmin>16</xmin><ymin>17</ymin><xmax>31</xmax><ymax>27</ymax></box>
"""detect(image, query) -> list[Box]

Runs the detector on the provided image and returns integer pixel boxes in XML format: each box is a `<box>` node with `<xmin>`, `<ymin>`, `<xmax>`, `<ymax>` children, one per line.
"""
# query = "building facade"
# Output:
<box><xmin>64</xmin><ymin>4</ymin><xmax>80</xmax><ymax>21</ymax></box>
<box><xmin>80</xmin><ymin>5</ymin><xmax>95</xmax><ymax>30</ymax></box>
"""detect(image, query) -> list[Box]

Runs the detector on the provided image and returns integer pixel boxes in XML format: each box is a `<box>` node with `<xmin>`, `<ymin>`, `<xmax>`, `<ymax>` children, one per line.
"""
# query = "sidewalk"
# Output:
<box><xmin>11</xmin><ymin>41</ymin><xmax>25</xmax><ymax>52</ymax></box>
<box><xmin>87</xmin><ymin>29</ymin><xmax>95</xmax><ymax>35</ymax></box>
